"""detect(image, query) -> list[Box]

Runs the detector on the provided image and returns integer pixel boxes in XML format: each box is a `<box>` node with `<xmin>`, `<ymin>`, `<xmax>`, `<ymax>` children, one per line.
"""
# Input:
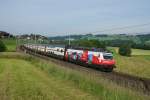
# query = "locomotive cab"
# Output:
<box><xmin>100</xmin><ymin>53</ymin><xmax>116</xmax><ymax>69</ymax></box>
<box><xmin>103</xmin><ymin>53</ymin><xmax>113</xmax><ymax>60</ymax></box>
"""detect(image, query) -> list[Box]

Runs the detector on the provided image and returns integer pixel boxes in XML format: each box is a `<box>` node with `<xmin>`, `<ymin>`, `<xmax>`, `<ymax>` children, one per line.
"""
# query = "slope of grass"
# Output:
<box><xmin>108</xmin><ymin>47</ymin><xmax>150</xmax><ymax>79</ymax></box>
<box><xmin>0</xmin><ymin>53</ymin><xmax>149</xmax><ymax>100</ymax></box>
<box><xmin>0</xmin><ymin>58</ymin><xmax>98</xmax><ymax>100</ymax></box>
<box><xmin>114</xmin><ymin>55</ymin><xmax>150</xmax><ymax>79</ymax></box>
<box><xmin>1</xmin><ymin>38</ymin><xmax>16</xmax><ymax>52</ymax></box>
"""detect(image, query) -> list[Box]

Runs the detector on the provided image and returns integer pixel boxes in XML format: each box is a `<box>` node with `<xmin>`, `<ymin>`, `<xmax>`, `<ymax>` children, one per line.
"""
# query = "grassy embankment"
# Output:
<box><xmin>0</xmin><ymin>39</ymin><xmax>149</xmax><ymax>99</ymax></box>
<box><xmin>108</xmin><ymin>47</ymin><xmax>150</xmax><ymax>79</ymax></box>
<box><xmin>0</xmin><ymin>52</ymin><xmax>149</xmax><ymax>100</ymax></box>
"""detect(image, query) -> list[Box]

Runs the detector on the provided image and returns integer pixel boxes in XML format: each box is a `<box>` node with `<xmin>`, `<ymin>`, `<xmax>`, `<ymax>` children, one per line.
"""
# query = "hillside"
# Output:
<box><xmin>0</xmin><ymin>31</ymin><xmax>13</xmax><ymax>38</ymax></box>
<box><xmin>49</xmin><ymin>33</ymin><xmax>150</xmax><ymax>50</ymax></box>
<box><xmin>0</xmin><ymin>39</ymin><xmax>150</xmax><ymax>99</ymax></box>
<box><xmin>49</xmin><ymin>33</ymin><xmax>150</xmax><ymax>43</ymax></box>
<box><xmin>0</xmin><ymin>53</ymin><xmax>149</xmax><ymax>100</ymax></box>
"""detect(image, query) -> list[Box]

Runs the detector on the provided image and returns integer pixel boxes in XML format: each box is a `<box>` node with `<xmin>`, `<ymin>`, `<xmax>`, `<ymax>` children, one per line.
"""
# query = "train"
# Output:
<box><xmin>21</xmin><ymin>44</ymin><xmax>116</xmax><ymax>72</ymax></box>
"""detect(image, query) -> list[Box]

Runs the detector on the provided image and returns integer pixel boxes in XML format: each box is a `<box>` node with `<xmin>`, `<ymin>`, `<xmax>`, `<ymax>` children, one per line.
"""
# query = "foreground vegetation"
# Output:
<box><xmin>0</xmin><ymin>52</ymin><xmax>149</xmax><ymax>100</ymax></box>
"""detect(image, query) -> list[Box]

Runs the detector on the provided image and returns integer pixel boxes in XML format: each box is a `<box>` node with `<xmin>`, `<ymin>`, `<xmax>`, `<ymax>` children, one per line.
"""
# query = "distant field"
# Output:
<box><xmin>109</xmin><ymin>47</ymin><xmax>150</xmax><ymax>55</ymax></box>
<box><xmin>0</xmin><ymin>53</ymin><xmax>149</xmax><ymax>100</ymax></box>
<box><xmin>131</xmin><ymin>49</ymin><xmax>150</xmax><ymax>55</ymax></box>
<box><xmin>1</xmin><ymin>38</ymin><xmax>16</xmax><ymax>52</ymax></box>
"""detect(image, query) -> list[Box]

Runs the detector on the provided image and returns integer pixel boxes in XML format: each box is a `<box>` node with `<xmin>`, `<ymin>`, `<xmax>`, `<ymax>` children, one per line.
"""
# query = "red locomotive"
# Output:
<box><xmin>64</xmin><ymin>47</ymin><xmax>115</xmax><ymax>72</ymax></box>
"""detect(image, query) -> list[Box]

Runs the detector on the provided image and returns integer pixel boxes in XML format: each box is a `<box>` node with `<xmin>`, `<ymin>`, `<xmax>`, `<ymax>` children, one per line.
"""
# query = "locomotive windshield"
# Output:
<box><xmin>103</xmin><ymin>54</ymin><xmax>113</xmax><ymax>60</ymax></box>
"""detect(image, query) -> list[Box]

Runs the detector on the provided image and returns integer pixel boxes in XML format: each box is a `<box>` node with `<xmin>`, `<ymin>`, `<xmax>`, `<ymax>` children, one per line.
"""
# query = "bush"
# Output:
<box><xmin>0</xmin><ymin>40</ymin><xmax>6</xmax><ymax>52</ymax></box>
<box><xmin>119</xmin><ymin>43</ymin><xmax>132</xmax><ymax>56</ymax></box>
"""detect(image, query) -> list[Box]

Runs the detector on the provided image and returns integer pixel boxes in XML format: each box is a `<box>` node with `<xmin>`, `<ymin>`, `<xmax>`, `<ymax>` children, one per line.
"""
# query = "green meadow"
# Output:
<box><xmin>0</xmin><ymin>39</ymin><xmax>149</xmax><ymax>99</ymax></box>
<box><xmin>108</xmin><ymin>47</ymin><xmax>150</xmax><ymax>79</ymax></box>
<box><xmin>0</xmin><ymin>52</ymin><xmax>149</xmax><ymax>100</ymax></box>
<box><xmin>110</xmin><ymin>47</ymin><xmax>150</xmax><ymax>56</ymax></box>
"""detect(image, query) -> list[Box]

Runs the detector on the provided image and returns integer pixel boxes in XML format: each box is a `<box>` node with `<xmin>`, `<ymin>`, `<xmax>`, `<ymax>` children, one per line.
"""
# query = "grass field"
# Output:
<box><xmin>108</xmin><ymin>47</ymin><xmax>150</xmax><ymax>79</ymax></box>
<box><xmin>114</xmin><ymin>55</ymin><xmax>150</xmax><ymax>79</ymax></box>
<box><xmin>0</xmin><ymin>58</ymin><xmax>98</xmax><ymax>100</ymax></box>
<box><xmin>0</xmin><ymin>53</ymin><xmax>149</xmax><ymax>100</ymax></box>
<box><xmin>1</xmin><ymin>38</ymin><xmax>16</xmax><ymax>52</ymax></box>
<box><xmin>109</xmin><ymin>47</ymin><xmax>150</xmax><ymax>55</ymax></box>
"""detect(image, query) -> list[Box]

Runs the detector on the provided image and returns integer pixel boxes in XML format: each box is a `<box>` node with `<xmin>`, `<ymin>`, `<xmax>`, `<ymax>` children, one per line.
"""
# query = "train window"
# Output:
<box><xmin>61</xmin><ymin>49</ymin><xmax>64</xmax><ymax>52</ymax></box>
<box><xmin>78</xmin><ymin>53</ymin><xmax>82</xmax><ymax>58</ymax></box>
<box><xmin>72</xmin><ymin>52</ymin><xmax>77</xmax><ymax>55</ymax></box>
<box><xmin>103</xmin><ymin>54</ymin><xmax>113</xmax><ymax>60</ymax></box>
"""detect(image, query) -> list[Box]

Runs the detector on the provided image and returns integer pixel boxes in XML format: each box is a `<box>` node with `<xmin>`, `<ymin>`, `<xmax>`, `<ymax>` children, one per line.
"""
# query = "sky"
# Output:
<box><xmin>0</xmin><ymin>0</ymin><xmax>150</xmax><ymax>36</ymax></box>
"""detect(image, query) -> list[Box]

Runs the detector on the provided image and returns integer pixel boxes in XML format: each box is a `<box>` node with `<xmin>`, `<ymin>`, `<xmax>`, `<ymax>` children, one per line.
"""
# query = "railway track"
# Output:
<box><xmin>20</xmin><ymin>47</ymin><xmax>150</xmax><ymax>95</ymax></box>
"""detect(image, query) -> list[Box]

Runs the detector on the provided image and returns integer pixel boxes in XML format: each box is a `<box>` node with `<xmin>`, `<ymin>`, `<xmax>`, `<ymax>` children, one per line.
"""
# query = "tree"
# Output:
<box><xmin>77</xmin><ymin>39</ymin><xmax>106</xmax><ymax>49</ymax></box>
<box><xmin>119</xmin><ymin>43</ymin><xmax>132</xmax><ymax>56</ymax></box>
<box><xmin>0</xmin><ymin>40</ymin><xmax>6</xmax><ymax>52</ymax></box>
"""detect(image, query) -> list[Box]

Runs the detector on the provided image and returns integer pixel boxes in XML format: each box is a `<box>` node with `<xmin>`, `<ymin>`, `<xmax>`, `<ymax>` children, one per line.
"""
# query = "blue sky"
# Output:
<box><xmin>0</xmin><ymin>0</ymin><xmax>150</xmax><ymax>36</ymax></box>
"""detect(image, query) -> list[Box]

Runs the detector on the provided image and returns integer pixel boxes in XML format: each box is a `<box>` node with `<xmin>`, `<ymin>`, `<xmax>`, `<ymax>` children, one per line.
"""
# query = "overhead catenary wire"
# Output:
<box><xmin>17</xmin><ymin>22</ymin><xmax>150</xmax><ymax>37</ymax></box>
<box><xmin>48</xmin><ymin>22</ymin><xmax>150</xmax><ymax>36</ymax></box>
<box><xmin>83</xmin><ymin>22</ymin><xmax>150</xmax><ymax>35</ymax></box>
